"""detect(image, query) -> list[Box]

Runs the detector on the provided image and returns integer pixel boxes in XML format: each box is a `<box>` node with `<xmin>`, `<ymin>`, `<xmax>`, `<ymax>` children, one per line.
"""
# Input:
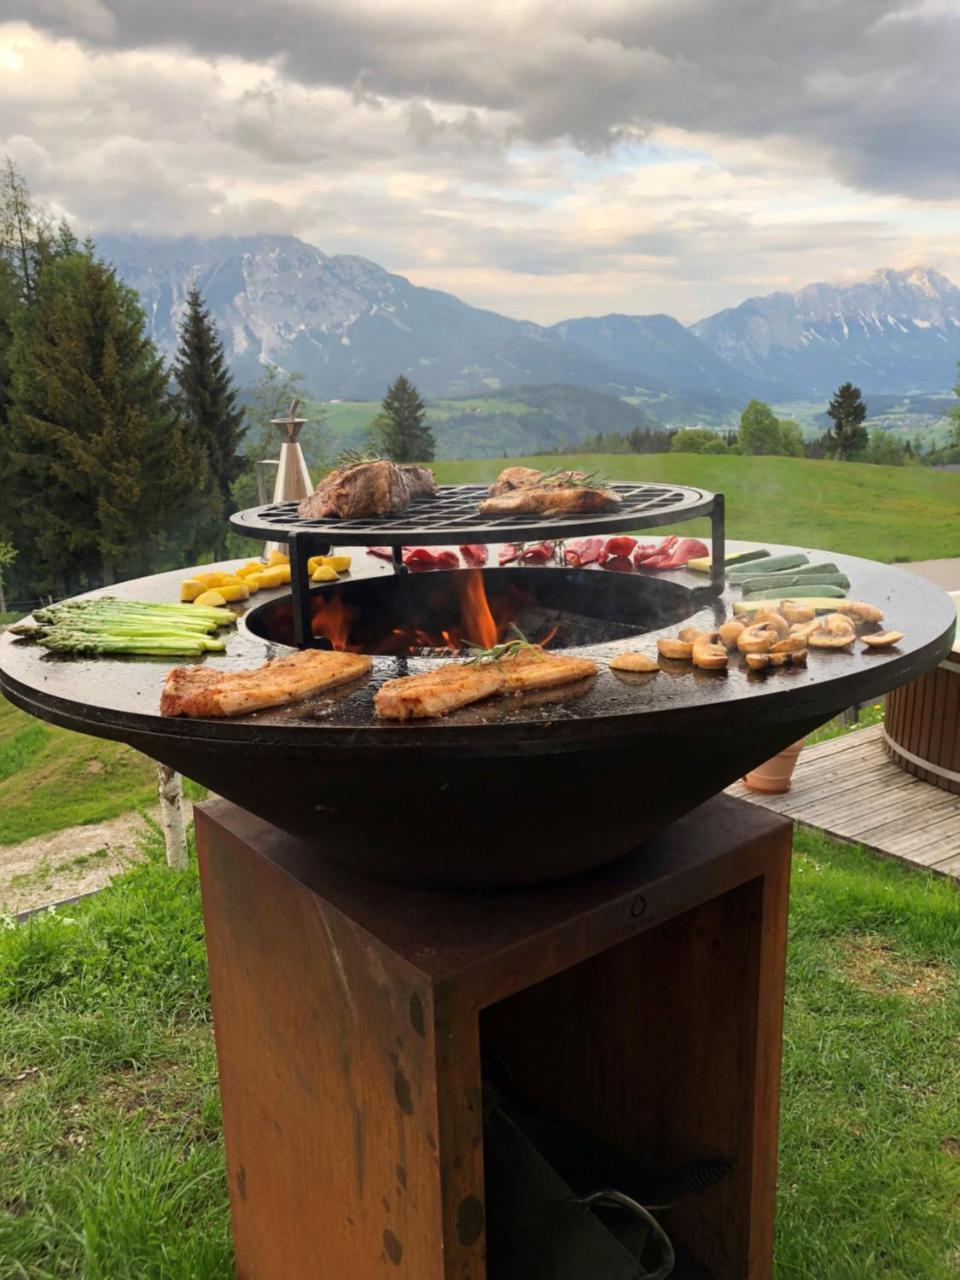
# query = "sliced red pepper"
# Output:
<box><xmin>564</xmin><ymin>537</ymin><xmax>604</xmax><ymax>567</ymax></box>
<box><xmin>631</xmin><ymin>543</ymin><xmax>659</xmax><ymax>565</ymax></box>
<box><xmin>643</xmin><ymin>538</ymin><xmax>710</xmax><ymax>570</ymax></box>
<box><xmin>499</xmin><ymin>544</ymin><xmax>522</xmax><ymax>565</ymax></box>
<box><xmin>634</xmin><ymin>535</ymin><xmax>680</xmax><ymax>567</ymax></box>
<box><xmin>460</xmin><ymin>544</ymin><xmax>489</xmax><ymax>566</ymax></box>
<box><xmin>650</xmin><ymin>537</ymin><xmax>711</xmax><ymax>568</ymax></box>
<box><xmin>519</xmin><ymin>541</ymin><xmax>555</xmax><ymax>564</ymax></box>
<box><xmin>601</xmin><ymin>536</ymin><xmax>637</xmax><ymax>561</ymax></box>
<box><xmin>401</xmin><ymin>547</ymin><xmax>462</xmax><ymax>570</ymax></box>
<box><xmin>367</xmin><ymin>546</ymin><xmax>394</xmax><ymax>560</ymax></box>
<box><xmin>433</xmin><ymin>550</ymin><xmax>460</xmax><ymax>569</ymax></box>
<box><xmin>600</xmin><ymin>555</ymin><xmax>634</xmax><ymax>573</ymax></box>
<box><xmin>402</xmin><ymin>547</ymin><xmax>438</xmax><ymax>568</ymax></box>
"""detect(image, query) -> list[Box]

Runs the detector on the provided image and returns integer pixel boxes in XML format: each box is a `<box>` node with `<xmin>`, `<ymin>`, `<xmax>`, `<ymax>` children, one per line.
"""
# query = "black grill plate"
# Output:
<box><xmin>230</xmin><ymin>482</ymin><xmax>715</xmax><ymax>547</ymax></box>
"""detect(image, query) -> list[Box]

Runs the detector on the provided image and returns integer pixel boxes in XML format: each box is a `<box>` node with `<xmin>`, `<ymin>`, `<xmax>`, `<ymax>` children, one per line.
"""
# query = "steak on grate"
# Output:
<box><xmin>298</xmin><ymin>460</ymin><xmax>436</xmax><ymax>520</ymax></box>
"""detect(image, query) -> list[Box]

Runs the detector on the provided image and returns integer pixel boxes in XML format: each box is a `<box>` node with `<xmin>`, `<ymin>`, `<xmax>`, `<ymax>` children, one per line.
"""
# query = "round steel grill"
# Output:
<box><xmin>229</xmin><ymin>482</ymin><xmax>716</xmax><ymax>546</ymax></box>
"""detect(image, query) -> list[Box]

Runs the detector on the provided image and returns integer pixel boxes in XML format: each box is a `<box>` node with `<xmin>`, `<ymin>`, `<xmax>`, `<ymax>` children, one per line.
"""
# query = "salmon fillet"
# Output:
<box><xmin>374</xmin><ymin>647</ymin><xmax>598</xmax><ymax>719</ymax></box>
<box><xmin>373</xmin><ymin>662</ymin><xmax>504</xmax><ymax>720</ymax></box>
<box><xmin>161</xmin><ymin>650</ymin><xmax>372</xmax><ymax>718</ymax></box>
<box><xmin>496</xmin><ymin>646</ymin><xmax>599</xmax><ymax>691</ymax></box>
<box><xmin>478</xmin><ymin>486</ymin><xmax>620</xmax><ymax>517</ymax></box>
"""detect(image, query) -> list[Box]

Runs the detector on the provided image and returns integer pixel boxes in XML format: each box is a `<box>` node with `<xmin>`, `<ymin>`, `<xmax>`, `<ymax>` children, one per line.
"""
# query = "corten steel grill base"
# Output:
<box><xmin>196</xmin><ymin>792</ymin><xmax>792</xmax><ymax>1280</ymax></box>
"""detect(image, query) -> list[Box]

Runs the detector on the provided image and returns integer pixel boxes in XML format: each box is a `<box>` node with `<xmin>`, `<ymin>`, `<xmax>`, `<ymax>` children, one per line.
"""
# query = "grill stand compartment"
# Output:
<box><xmin>196</xmin><ymin>791</ymin><xmax>790</xmax><ymax>1279</ymax></box>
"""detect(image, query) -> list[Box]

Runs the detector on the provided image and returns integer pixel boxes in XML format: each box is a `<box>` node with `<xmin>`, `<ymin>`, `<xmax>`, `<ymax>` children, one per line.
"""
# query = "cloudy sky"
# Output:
<box><xmin>1</xmin><ymin>0</ymin><xmax>958</xmax><ymax>322</ymax></box>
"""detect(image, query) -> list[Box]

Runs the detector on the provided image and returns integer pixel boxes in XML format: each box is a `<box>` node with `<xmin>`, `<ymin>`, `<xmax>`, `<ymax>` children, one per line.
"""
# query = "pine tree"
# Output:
<box><xmin>0</xmin><ymin>541</ymin><xmax>16</xmax><ymax>615</ymax></box>
<box><xmin>0</xmin><ymin>257</ymin><xmax>18</xmax><ymax>432</ymax></box>
<box><xmin>379</xmin><ymin>375</ymin><xmax>434</xmax><ymax>462</ymax></box>
<box><xmin>174</xmin><ymin>287</ymin><xmax>245</xmax><ymax>557</ymax></box>
<box><xmin>6</xmin><ymin>249</ymin><xmax>204</xmax><ymax>592</ymax></box>
<box><xmin>826</xmin><ymin>383</ymin><xmax>868</xmax><ymax>461</ymax></box>
<box><xmin>0</xmin><ymin>157</ymin><xmax>42</xmax><ymax>304</ymax></box>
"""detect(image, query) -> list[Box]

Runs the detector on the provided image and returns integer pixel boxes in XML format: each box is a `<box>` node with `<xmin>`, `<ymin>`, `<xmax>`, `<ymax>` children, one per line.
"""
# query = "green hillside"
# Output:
<box><xmin>434</xmin><ymin>454</ymin><xmax>960</xmax><ymax>563</ymax></box>
<box><xmin>299</xmin><ymin>385</ymin><xmax>654</xmax><ymax>462</ymax></box>
<box><xmin>291</xmin><ymin>389</ymin><xmax>954</xmax><ymax>470</ymax></box>
<box><xmin>0</xmin><ymin>697</ymin><xmax>157</xmax><ymax>845</ymax></box>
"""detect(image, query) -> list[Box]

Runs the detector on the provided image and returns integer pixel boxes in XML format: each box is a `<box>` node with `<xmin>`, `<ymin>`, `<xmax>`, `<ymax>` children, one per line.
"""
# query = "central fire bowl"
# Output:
<box><xmin>243</xmin><ymin>567</ymin><xmax>700</xmax><ymax>655</ymax></box>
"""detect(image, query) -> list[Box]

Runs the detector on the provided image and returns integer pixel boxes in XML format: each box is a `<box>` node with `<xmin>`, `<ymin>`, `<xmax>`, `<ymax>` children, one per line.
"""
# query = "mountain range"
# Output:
<box><xmin>97</xmin><ymin>234</ymin><xmax>960</xmax><ymax>407</ymax></box>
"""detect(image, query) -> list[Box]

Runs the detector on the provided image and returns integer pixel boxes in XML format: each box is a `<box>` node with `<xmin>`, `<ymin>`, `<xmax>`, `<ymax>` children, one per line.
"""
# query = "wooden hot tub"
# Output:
<box><xmin>884</xmin><ymin>592</ymin><xmax>960</xmax><ymax>794</ymax></box>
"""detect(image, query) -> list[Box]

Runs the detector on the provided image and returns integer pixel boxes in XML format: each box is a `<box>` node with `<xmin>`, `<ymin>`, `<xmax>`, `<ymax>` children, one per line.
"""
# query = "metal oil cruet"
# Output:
<box><xmin>257</xmin><ymin>398</ymin><xmax>314</xmax><ymax>557</ymax></box>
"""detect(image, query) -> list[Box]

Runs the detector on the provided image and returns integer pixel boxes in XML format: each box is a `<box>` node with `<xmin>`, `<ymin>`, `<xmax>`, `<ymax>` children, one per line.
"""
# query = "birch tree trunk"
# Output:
<box><xmin>157</xmin><ymin>764</ymin><xmax>188</xmax><ymax>870</ymax></box>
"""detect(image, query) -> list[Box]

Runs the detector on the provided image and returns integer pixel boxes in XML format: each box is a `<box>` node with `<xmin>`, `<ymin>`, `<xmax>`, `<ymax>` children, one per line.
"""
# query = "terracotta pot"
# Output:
<box><xmin>743</xmin><ymin>738</ymin><xmax>806</xmax><ymax>795</ymax></box>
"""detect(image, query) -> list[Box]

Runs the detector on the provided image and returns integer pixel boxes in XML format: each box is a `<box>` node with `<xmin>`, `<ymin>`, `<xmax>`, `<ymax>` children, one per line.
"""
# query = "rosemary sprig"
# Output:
<box><xmin>539</xmin><ymin>466</ymin><xmax>610</xmax><ymax>489</ymax></box>
<box><xmin>462</xmin><ymin>624</ymin><xmax>545</xmax><ymax>664</ymax></box>
<box><xmin>337</xmin><ymin>447</ymin><xmax>385</xmax><ymax>467</ymax></box>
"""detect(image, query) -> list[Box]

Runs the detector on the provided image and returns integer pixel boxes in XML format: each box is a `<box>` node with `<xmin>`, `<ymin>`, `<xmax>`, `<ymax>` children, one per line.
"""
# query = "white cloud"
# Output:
<box><xmin>1</xmin><ymin>6</ymin><xmax>959</xmax><ymax>322</ymax></box>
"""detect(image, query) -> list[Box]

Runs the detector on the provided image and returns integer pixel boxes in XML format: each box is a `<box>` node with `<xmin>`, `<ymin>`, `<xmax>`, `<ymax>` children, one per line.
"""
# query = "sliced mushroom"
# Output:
<box><xmin>692</xmin><ymin>631</ymin><xmax>729</xmax><ymax>671</ymax></box>
<box><xmin>678</xmin><ymin>626</ymin><xmax>703</xmax><ymax>644</ymax></box>
<box><xmin>807</xmin><ymin>613</ymin><xmax>856</xmax><ymax>649</ymax></box>
<box><xmin>781</xmin><ymin>601</ymin><xmax>816</xmax><ymax>624</ymax></box>
<box><xmin>789</xmin><ymin>619</ymin><xmax>822</xmax><ymax>640</ymax></box>
<box><xmin>822</xmin><ymin>612</ymin><xmax>857</xmax><ymax>635</ymax></box>
<box><xmin>745</xmin><ymin>653</ymin><xmax>771</xmax><ymax>670</ymax></box>
<box><xmin>834</xmin><ymin>601</ymin><xmax>885</xmax><ymax>624</ymax></box>
<box><xmin>718</xmin><ymin>619</ymin><xmax>746</xmax><ymax>649</ymax></box>
<box><xmin>746</xmin><ymin>647</ymin><xmax>807</xmax><ymax>671</ymax></box>
<box><xmin>737</xmin><ymin>622</ymin><xmax>779</xmax><ymax>654</ymax></box>
<box><xmin>861</xmin><ymin>630</ymin><xmax>904</xmax><ymax>648</ymax></box>
<box><xmin>610</xmin><ymin>651</ymin><xmax>661</xmax><ymax>672</ymax></box>
<box><xmin>657</xmin><ymin>637</ymin><xmax>694</xmax><ymax>660</ymax></box>
<box><xmin>770</xmin><ymin>633</ymin><xmax>808</xmax><ymax>654</ymax></box>
<box><xmin>751</xmin><ymin>610</ymin><xmax>789</xmax><ymax>637</ymax></box>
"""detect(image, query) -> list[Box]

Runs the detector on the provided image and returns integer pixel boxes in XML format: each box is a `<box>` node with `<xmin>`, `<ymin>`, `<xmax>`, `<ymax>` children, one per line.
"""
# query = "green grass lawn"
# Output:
<box><xmin>0</xmin><ymin>697</ymin><xmax>158</xmax><ymax>846</ymax></box>
<box><xmin>1</xmin><ymin>826</ymin><xmax>958</xmax><ymax>1278</ymax></box>
<box><xmin>433</xmin><ymin>454</ymin><xmax>960</xmax><ymax>562</ymax></box>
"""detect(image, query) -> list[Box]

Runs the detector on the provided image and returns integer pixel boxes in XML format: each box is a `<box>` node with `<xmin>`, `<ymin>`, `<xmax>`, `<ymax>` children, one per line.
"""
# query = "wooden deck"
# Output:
<box><xmin>727</xmin><ymin>725</ymin><xmax>960</xmax><ymax>876</ymax></box>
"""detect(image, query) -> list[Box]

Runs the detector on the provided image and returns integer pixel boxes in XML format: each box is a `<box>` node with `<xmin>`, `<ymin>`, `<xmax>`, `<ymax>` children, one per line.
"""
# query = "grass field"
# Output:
<box><xmin>1</xmin><ymin>826</ymin><xmax>959</xmax><ymax>1278</ymax></box>
<box><xmin>0</xmin><ymin>698</ymin><xmax>158</xmax><ymax>847</ymax></box>
<box><xmin>433</xmin><ymin>454</ymin><xmax>960</xmax><ymax>563</ymax></box>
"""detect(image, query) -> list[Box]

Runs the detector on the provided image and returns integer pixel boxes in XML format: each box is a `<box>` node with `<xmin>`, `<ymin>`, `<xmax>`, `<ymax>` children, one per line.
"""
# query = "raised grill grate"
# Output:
<box><xmin>230</xmin><ymin>481</ymin><xmax>726</xmax><ymax>648</ymax></box>
<box><xmin>230</xmin><ymin>482</ymin><xmax>716</xmax><ymax>545</ymax></box>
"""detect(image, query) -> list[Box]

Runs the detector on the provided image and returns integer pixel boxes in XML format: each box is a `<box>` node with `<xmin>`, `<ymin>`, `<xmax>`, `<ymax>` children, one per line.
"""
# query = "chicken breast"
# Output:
<box><xmin>161</xmin><ymin>650</ymin><xmax>372</xmax><ymax>718</ymax></box>
<box><xmin>478</xmin><ymin>486</ymin><xmax>620</xmax><ymax>517</ymax></box>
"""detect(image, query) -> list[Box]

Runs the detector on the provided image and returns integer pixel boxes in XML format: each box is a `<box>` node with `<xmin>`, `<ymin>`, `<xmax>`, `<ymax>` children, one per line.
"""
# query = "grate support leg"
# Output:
<box><xmin>710</xmin><ymin>494</ymin><xmax>726</xmax><ymax>595</ymax></box>
<box><xmin>289</xmin><ymin>535</ymin><xmax>330</xmax><ymax>650</ymax></box>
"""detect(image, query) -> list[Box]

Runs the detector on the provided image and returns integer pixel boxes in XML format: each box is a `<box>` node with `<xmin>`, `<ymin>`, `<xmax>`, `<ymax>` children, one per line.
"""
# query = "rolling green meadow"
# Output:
<box><xmin>435</xmin><ymin>453</ymin><xmax>960</xmax><ymax>563</ymax></box>
<box><xmin>1</xmin><ymin>826</ymin><xmax>960</xmax><ymax>1278</ymax></box>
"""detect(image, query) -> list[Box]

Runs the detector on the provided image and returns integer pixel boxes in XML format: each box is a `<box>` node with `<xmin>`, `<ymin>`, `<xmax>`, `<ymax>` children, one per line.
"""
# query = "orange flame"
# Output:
<box><xmin>304</xmin><ymin>568</ymin><xmax>559</xmax><ymax>655</ymax></box>
<box><xmin>311</xmin><ymin>593</ymin><xmax>358</xmax><ymax>650</ymax></box>
<box><xmin>455</xmin><ymin>569</ymin><xmax>498</xmax><ymax>648</ymax></box>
